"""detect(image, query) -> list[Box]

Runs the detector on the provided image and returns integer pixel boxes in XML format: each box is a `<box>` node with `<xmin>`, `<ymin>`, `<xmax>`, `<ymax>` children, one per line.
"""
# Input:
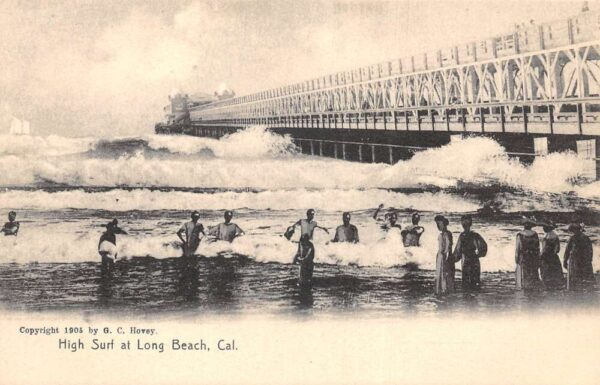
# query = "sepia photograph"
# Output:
<box><xmin>0</xmin><ymin>0</ymin><xmax>599</xmax><ymax>384</ymax></box>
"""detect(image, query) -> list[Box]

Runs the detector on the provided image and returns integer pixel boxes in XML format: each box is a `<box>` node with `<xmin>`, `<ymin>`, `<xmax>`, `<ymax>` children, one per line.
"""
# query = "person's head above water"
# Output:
<box><xmin>191</xmin><ymin>211</ymin><xmax>200</xmax><ymax>221</ymax></box>
<box><xmin>8</xmin><ymin>211</ymin><xmax>16</xmax><ymax>222</ymax></box>
<box><xmin>411</xmin><ymin>212</ymin><xmax>420</xmax><ymax>225</ymax></box>
<box><xmin>342</xmin><ymin>212</ymin><xmax>351</xmax><ymax>225</ymax></box>
<box><xmin>224</xmin><ymin>210</ymin><xmax>233</xmax><ymax>223</ymax></box>
<box><xmin>105</xmin><ymin>219</ymin><xmax>118</xmax><ymax>232</ymax></box>
<box><xmin>434</xmin><ymin>215</ymin><xmax>449</xmax><ymax>230</ymax></box>
<box><xmin>388</xmin><ymin>212</ymin><xmax>397</xmax><ymax>225</ymax></box>
<box><xmin>460</xmin><ymin>215</ymin><xmax>472</xmax><ymax>230</ymax></box>
<box><xmin>306</xmin><ymin>209</ymin><xmax>315</xmax><ymax>221</ymax></box>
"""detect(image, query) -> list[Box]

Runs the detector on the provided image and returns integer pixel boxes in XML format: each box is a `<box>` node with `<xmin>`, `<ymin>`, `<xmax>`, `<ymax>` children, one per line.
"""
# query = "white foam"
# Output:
<box><xmin>0</xmin><ymin>189</ymin><xmax>479</xmax><ymax>212</ymax></box>
<box><xmin>0</xmin><ymin>128</ymin><xmax>596</xmax><ymax>195</ymax></box>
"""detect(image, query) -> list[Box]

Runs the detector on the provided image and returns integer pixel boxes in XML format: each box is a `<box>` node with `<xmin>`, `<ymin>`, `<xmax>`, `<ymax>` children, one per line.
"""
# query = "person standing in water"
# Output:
<box><xmin>332</xmin><ymin>212</ymin><xmax>359</xmax><ymax>243</ymax></box>
<box><xmin>453</xmin><ymin>215</ymin><xmax>487</xmax><ymax>290</ymax></box>
<box><xmin>288</xmin><ymin>209</ymin><xmax>329</xmax><ymax>241</ymax></box>
<box><xmin>539</xmin><ymin>221</ymin><xmax>564</xmax><ymax>289</ymax></box>
<box><xmin>177</xmin><ymin>211</ymin><xmax>205</xmax><ymax>257</ymax></box>
<box><xmin>295</xmin><ymin>234</ymin><xmax>315</xmax><ymax>289</ymax></box>
<box><xmin>402</xmin><ymin>212</ymin><xmax>425</xmax><ymax>247</ymax></box>
<box><xmin>434</xmin><ymin>215</ymin><xmax>454</xmax><ymax>295</ymax></box>
<box><xmin>98</xmin><ymin>219</ymin><xmax>127</xmax><ymax>275</ymax></box>
<box><xmin>373</xmin><ymin>204</ymin><xmax>401</xmax><ymax>232</ymax></box>
<box><xmin>515</xmin><ymin>218</ymin><xmax>541</xmax><ymax>290</ymax></box>
<box><xmin>563</xmin><ymin>223</ymin><xmax>594</xmax><ymax>291</ymax></box>
<box><xmin>208</xmin><ymin>210</ymin><xmax>244</xmax><ymax>242</ymax></box>
<box><xmin>1</xmin><ymin>211</ymin><xmax>20</xmax><ymax>236</ymax></box>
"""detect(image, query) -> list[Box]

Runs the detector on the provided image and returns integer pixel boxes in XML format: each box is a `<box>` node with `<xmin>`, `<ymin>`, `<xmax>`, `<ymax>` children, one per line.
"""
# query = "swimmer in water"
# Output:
<box><xmin>288</xmin><ymin>209</ymin><xmax>328</xmax><ymax>264</ymax></box>
<box><xmin>289</xmin><ymin>209</ymin><xmax>329</xmax><ymax>240</ymax></box>
<box><xmin>207</xmin><ymin>210</ymin><xmax>245</xmax><ymax>242</ymax></box>
<box><xmin>177</xmin><ymin>211</ymin><xmax>205</xmax><ymax>257</ymax></box>
<box><xmin>332</xmin><ymin>212</ymin><xmax>359</xmax><ymax>243</ymax></box>
<box><xmin>295</xmin><ymin>233</ymin><xmax>315</xmax><ymax>289</ymax></box>
<box><xmin>1</xmin><ymin>211</ymin><xmax>19</xmax><ymax>236</ymax></box>
<box><xmin>98</xmin><ymin>219</ymin><xmax>127</xmax><ymax>275</ymax></box>
<box><xmin>373</xmin><ymin>204</ymin><xmax>401</xmax><ymax>231</ymax></box>
<box><xmin>434</xmin><ymin>215</ymin><xmax>454</xmax><ymax>296</ymax></box>
<box><xmin>401</xmin><ymin>212</ymin><xmax>425</xmax><ymax>246</ymax></box>
<box><xmin>452</xmin><ymin>215</ymin><xmax>487</xmax><ymax>290</ymax></box>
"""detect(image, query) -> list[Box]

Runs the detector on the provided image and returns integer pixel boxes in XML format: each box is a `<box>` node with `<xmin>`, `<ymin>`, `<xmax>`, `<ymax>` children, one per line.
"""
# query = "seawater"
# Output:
<box><xmin>0</xmin><ymin>126</ymin><xmax>598</xmax><ymax>314</ymax></box>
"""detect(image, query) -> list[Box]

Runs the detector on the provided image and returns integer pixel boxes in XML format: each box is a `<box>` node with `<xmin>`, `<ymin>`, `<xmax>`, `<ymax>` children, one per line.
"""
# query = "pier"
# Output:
<box><xmin>156</xmin><ymin>8</ymin><xmax>600</xmax><ymax>179</ymax></box>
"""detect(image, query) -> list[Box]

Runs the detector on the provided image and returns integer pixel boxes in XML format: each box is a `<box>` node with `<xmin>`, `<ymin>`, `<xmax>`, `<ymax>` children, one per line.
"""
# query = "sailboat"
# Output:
<box><xmin>9</xmin><ymin>117</ymin><xmax>31</xmax><ymax>135</ymax></box>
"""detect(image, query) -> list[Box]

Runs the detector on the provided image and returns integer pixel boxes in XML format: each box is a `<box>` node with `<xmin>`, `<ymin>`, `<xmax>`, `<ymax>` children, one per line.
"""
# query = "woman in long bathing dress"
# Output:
<box><xmin>434</xmin><ymin>215</ymin><xmax>454</xmax><ymax>296</ymax></box>
<box><xmin>515</xmin><ymin>218</ymin><xmax>541</xmax><ymax>290</ymax></box>
<box><xmin>563</xmin><ymin>223</ymin><xmax>594</xmax><ymax>291</ymax></box>
<box><xmin>540</xmin><ymin>221</ymin><xmax>564</xmax><ymax>289</ymax></box>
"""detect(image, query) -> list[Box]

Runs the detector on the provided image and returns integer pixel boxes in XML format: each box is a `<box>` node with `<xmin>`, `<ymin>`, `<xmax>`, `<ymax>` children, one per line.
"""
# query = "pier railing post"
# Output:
<box><xmin>480</xmin><ymin>108</ymin><xmax>485</xmax><ymax>133</ymax></box>
<box><xmin>548</xmin><ymin>104</ymin><xmax>554</xmax><ymax>135</ymax></box>
<box><xmin>577</xmin><ymin>103</ymin><xmax>583</xmax><ymax>135</ymax></box>
<box><xmin>445</xmin><ymin>108</ymin><xmax>450</xmax><ymax>131</ymax></box>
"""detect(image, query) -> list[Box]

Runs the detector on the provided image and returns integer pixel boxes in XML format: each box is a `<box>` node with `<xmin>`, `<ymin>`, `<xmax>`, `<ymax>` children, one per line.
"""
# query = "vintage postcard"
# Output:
<box><xmin>0</xmin><ymin>0</ymin><xmax>599</xmax><ymax>384</ymax></box>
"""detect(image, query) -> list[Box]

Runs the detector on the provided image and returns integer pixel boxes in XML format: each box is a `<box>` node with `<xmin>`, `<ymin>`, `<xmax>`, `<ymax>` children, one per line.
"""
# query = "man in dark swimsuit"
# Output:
<box><xmin>453</xmin><ymin>215</ymin><xmax>488</xmax><ymax>289</ymax></box>
<box><xmin>177</xmin><ymin>211</ymin><xmax>205</xmax><ymax>257</ymax></box>
<box><xmin>208</xmin><ymin>210</ymin><xmax>245</xmax><ymax>242</ymax></box>
<box><xmin>401</xmin><ymin>212</ymin><xmax>425</xmax><ymax>247</ymax></box>
<box><xmin>1</xmin><ymin>211</ymin><xmax>20</xmax><ymax>236</ymax></box>
<box><xmin>98</xmin><ymin>219</ymin><xmax>127</xmax><ymax>275</ymax></box>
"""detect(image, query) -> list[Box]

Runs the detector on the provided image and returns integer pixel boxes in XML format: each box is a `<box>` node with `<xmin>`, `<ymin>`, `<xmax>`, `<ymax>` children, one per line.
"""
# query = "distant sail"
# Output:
<box><xmin>21</xmin><ymin>120</ymin><xmax>31</xmax><ymax>135</ymax></box>
<box><xmin>9</xmin><ymin>117</ymin><xmax>22</xmax><ymax>135</ymax></box>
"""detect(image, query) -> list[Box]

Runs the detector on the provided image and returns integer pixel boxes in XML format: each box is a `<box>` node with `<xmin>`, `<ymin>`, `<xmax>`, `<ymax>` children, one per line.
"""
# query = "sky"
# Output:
<box><xmin>0</xmin><ymin>0</ymin><xmax>588</xmax><ymax>137</ymax></box>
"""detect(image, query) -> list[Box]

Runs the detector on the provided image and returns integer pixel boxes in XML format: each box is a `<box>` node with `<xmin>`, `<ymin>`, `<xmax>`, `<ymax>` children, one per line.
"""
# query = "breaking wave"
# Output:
<box><xmin>0</xmin><ymin>126</ymin><xmax>597</xmax><ymax>198</ymax></box>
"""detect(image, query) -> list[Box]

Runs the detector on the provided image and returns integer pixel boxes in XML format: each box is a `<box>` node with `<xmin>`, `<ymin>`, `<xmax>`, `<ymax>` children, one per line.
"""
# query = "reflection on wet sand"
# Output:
<box><xmin>0</xmin><ymin>257</ymin><xmax>598</xmax><ymax>316</ymax></box>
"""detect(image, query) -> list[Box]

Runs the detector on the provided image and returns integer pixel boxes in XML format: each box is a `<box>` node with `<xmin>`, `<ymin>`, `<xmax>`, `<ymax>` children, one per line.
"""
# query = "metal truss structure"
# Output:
<box><xmin>191</xmin><ymin>10</ymin><xmax>600</xmax><ymax>137</ymax></box>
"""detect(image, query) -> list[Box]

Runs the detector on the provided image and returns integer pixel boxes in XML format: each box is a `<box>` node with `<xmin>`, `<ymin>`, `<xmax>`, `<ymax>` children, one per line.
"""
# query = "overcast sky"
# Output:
<box><xmin>0</xmin><ymin>0</ymin><xmax>587</xmax><ymax>137</ymax></box>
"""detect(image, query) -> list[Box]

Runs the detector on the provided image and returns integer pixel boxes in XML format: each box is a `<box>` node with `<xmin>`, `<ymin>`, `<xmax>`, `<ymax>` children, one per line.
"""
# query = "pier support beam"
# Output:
<box><xmin>371</xmin><ymin>144</ymin><xmax>376</xmax><ymax>163</ymax></box>
<box><xmin>358</xmin><ymin>145</ymin><xmax>363</xmax><ymax>162</ymax></box>
<box><xmin>534</xmin><ymin>137</ymin><xmax>549</xmax><ymax>156</ymax></box>
<box><xmin>576</xmin><ymin>138</ymin><xmax>598</xmax><ymax>180</ymax></box>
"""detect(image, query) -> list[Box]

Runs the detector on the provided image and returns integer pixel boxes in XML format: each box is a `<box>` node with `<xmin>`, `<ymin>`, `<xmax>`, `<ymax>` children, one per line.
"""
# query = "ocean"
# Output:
<box><xmin>0</xmin><ymin>126</ymin><xmax>599</xmax><ymax>316</ymax></box>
